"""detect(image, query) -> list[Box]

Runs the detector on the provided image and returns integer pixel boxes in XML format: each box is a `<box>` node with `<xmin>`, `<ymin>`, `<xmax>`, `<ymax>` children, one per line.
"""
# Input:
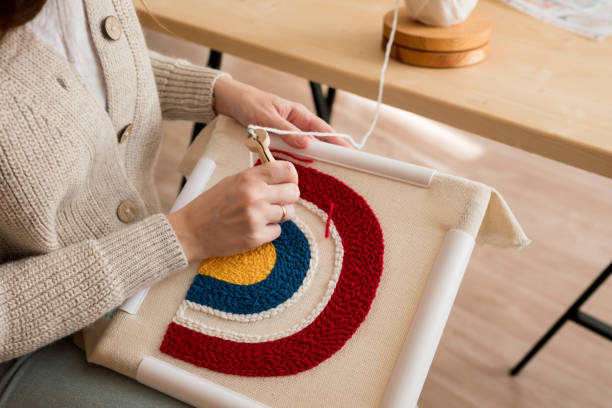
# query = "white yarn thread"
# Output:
<box><xmin>247</xmin><ymin>0</ymin><xmax>401</xmax><ymax>150</ymax></box>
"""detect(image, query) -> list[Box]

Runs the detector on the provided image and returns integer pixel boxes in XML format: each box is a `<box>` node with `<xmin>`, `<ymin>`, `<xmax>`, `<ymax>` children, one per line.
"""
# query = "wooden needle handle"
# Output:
<box><xmin>247</xmin><ymin>128</ymin><xmax>275</xmax><ymax>163</ymax></box>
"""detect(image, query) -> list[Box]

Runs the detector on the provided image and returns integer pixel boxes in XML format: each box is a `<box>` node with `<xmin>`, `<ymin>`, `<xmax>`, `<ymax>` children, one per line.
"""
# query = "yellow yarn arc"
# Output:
<box><xmin>198</xmin><ymin>242</ymin><xmax>276</xmax><ymax>285</ymax></box>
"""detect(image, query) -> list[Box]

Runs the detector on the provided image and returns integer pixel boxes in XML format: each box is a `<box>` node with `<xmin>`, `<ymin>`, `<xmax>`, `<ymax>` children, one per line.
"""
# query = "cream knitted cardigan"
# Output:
<box><xmin>0</xmin><ymin>0</ymin><xmax>227</xmax><ymax>361</ymax></box>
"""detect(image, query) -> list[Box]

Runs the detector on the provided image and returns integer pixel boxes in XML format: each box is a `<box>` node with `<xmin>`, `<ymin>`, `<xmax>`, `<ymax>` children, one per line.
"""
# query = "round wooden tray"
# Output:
<box><xmin>382</xmin><ymin>37</ymin><xmax>489</xmax><ymax>68</ymax></box>
<box><xmin>382</xmin><ymin>8</ymin><xmax>491</xmax><ymax>68</ymax></box>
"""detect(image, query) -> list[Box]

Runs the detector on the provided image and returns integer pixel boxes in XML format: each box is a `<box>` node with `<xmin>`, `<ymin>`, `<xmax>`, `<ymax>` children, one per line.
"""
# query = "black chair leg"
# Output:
<box><xmin>510</xmin><ymin>263</ymin><xmax>612</xmax><ymax>375</ymax></box>
<box><xmin>309</xmin><ymin>81</ymin><xmax>336</xmax><ymax>123</ymax></box>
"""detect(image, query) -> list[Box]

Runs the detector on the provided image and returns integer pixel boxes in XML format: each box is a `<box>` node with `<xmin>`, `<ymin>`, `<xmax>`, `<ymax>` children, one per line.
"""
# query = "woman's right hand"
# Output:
<box><xmin>167</xmin><ymin>161</ymin><xmax>299</xmax><ymax>262</ymax></box>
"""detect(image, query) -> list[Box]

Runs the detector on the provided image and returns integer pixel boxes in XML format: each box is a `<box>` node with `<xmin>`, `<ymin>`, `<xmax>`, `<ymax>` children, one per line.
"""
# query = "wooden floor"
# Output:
<box><xmin>146</xmin><ymin>30</ymin><xmax>612</xmax><ymax>408</ymax></box>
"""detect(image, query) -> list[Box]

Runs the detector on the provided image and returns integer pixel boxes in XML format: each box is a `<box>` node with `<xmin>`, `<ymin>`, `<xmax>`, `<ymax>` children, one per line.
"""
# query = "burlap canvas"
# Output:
<box><xmin>83</xmin><ymin>116</ymin><xmax>528</xmax><ymax>408</ymax></box>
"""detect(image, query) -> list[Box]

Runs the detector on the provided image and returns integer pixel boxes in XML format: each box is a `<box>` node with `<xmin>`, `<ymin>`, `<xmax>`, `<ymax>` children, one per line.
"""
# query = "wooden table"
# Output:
<box><xmin>136</xmin><ymin>0</ymin><xmax>612</xmax><ymax>178</ymax></box>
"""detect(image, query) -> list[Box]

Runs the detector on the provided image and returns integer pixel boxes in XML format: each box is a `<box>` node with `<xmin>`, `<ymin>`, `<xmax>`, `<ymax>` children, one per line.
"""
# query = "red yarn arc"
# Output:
<box><xmin>161</xmin><ymin>163</ymin><xmax>384</xmax><ymax>376</ymax></box>
<box><xmin>269</xmin><ymin>149</ymin><xmax>314</xmax><ymax>163</ymax></box>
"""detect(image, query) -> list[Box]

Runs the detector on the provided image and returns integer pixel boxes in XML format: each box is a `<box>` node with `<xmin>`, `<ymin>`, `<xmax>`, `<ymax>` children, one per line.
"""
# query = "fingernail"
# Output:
<box><xmin>299</xmin><ymin>136</ymin><xmax>310</xmax><ymax>147</ymax></box>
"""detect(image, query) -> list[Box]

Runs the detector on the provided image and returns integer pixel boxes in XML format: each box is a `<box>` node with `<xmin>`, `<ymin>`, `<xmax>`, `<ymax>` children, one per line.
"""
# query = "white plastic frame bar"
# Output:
<box><xmin>136</xmin><ymin>356</ymin><xmax>269</xmax><ymax>408</ymax></box>
<box><xmin>170</xmin><ymin>158</ymin><xmax>217</xmax><ymax>214</ymax></box>
<box><xmin>381</xmin><ymin>229</ymin><xmax>475</xmax><ymax>408</ymax></box>
<box><xmin>269</xmin><ymin>134</ymin><xmax>435</xmax><ymax>188</ymax></box>
<box><xmin>118</xmin><ymin>157</ymin><xmax>216</xmax><ymax>314</ymax></box>
<box><xmin>133</xmin><ymin>229</ymin><xmax>474</xmax><ymax>408</ymax></box>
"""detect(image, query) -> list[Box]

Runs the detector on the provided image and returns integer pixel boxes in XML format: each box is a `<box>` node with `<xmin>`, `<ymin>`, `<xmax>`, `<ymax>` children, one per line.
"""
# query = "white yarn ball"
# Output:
<box><xmin>404</xmin><ymin>0</ymin><xmax>478</xmax><ymax>27</ymax></box>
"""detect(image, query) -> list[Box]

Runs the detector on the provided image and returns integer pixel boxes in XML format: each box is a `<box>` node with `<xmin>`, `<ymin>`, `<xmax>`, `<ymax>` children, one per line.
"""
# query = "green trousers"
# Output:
<box><xmin>0</xmin><ymin>338</ymin><xmax>190</xmax><ymax>407</ymax></box>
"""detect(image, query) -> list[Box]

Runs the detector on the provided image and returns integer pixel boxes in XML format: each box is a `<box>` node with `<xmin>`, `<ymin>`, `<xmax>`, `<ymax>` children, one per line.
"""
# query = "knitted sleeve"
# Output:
<box><xmin>148</xmin><ymin>50</ymin><xmax>230</xmax><ymax>123</ymax></box>
<box><xmin>0</xmin><ymin>214</ymin><xmax>188</xmax><ymax>362</ymax></box>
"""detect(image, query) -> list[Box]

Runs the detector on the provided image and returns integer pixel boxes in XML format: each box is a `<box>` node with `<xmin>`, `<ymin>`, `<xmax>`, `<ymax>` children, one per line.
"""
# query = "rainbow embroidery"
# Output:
<box><xmin>178</xmin><ymin>217</ymin><xmax>318</xmax><ymax>323</ymax></box>
<box><xmin>161</xmin><ymin>162</ymin><xmax>384</xmax><ymax>376</ymax></box>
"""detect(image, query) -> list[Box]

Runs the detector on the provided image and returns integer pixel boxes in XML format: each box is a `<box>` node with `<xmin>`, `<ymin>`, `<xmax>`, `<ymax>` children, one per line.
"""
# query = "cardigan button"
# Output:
<box><xmin>117</xmin><ymin>201</ymin><xmax>137</xmax><ymax>223</ymax></box>
<box><xmin>103</xmin><ymin>16</ymin><xmax>122</xmax><ymax>41</ymax></box>
<box><xmin>119</xmin><ymin>123</ymin><xmax>133</xmax><ymax>143</ymax></box>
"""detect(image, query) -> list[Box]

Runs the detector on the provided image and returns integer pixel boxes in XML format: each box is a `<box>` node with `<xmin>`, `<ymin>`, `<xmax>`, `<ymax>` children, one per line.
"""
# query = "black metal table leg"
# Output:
<box><xmin>309</xmin><ymin>81</ymin><xmax>336</xmax><ymax>123</ymax></box>
<box><xmin>207</xmin><ymin>49</ymin><xmax>223</xmax><ymax>71</ymax></box>
<box><xmin>510</xmin><ymin>263</ymin><xmax>612</xmax><ymax>375</ymax></box>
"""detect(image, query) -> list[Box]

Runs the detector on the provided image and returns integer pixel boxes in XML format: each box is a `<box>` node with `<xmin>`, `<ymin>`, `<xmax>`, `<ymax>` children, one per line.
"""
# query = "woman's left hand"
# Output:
<box><xmin>213</xmin><ymin>76</ymin><xmax>352</xmax><ymax>149</ymax></box>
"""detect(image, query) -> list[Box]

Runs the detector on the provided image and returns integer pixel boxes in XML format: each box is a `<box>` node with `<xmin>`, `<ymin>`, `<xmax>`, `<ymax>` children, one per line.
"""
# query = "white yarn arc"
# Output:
<box><xmin>173</xmin><ymin>199</ymin><xmax>344</xmax><ymax>343</ymax></box>
<box><xmin>182</xmin><ymin>204</ymin><xmax>319</xmax><ymax>323</ymax></box>
<box><xmin>247</xmin><ymin>0</ymin><xmax>400</xmax><ymax>150</ymax></box>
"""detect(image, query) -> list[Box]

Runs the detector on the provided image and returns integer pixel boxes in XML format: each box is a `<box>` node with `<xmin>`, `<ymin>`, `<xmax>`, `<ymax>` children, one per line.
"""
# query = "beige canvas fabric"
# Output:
<box><xmin>83</xmin><ymin>116</ymin><xmax>528</xmax><ymax>408</ymax></box>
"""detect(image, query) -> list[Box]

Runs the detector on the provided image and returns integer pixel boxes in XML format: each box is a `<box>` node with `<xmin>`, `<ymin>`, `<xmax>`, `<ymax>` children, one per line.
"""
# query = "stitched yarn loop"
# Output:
<box><xmin>198</xmin><ymin>242</ymin><xmax>276</xmax><ymax>285</ymax></box>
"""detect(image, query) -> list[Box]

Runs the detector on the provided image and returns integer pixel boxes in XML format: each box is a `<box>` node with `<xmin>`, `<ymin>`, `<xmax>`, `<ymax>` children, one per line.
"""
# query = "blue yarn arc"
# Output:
<box><xmin>186</xmin><ymin>220</ymin><xmax>311</xmax><ymax>315</ymax></box>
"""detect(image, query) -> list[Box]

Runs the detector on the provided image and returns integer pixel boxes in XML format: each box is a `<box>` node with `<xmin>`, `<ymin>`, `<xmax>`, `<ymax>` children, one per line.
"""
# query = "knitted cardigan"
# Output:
<box><xmin>0</xmin><ymin>0</ymin><xmax>226</xmax><ymax>361</ymax></box>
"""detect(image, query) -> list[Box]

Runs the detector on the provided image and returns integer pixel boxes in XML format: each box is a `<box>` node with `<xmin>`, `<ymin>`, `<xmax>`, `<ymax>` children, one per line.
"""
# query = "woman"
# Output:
<box><xmin>0</xmin><ymin>0</ymin><xmax>347</xmax><ymax>405</ymax></box>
